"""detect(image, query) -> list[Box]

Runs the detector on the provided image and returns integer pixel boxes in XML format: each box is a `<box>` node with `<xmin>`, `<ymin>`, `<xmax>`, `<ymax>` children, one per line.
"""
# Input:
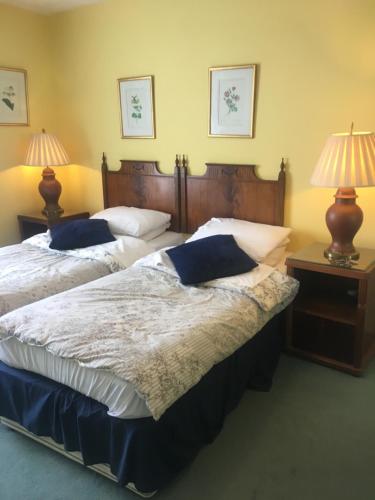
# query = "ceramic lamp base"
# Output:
<box><xmin>39</xmin><ymin>166</ymin><xmax>64</xmax><ymax>220</ymax></box>
<box><xmin>324</xmin><ymin>187</ymin><xmax>363</xmax><ymax>264</ymax></box>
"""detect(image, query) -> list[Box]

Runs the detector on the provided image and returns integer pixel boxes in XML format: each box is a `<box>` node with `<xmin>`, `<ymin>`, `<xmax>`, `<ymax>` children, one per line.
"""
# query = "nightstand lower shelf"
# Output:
<box><xmin>289</xmin><ymin>310</ymin><xmax>356</xmax><ymax>371</ymax></box>
<box><xmin>286</xmin><ymin>243</ymin><xmax>375</xmax><ymax>376</ymax></box>
<box><xmin>294</xmin><ymin>296</ymin><xmax>357</xmax><ymax>326</ymax></box>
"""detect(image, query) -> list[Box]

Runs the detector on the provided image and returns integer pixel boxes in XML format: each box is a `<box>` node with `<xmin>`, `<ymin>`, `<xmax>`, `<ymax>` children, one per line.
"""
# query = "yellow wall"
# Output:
<box><xmin>0</xmin><ymin>4</ymin><xmax>82</xmax><ymax>246</ymax></box>
<box><xmin>50</xmin><ymin>0</ymin><xmax>375</xmax><ymax>250</ymax></box>
<box><xmin>0</xmin><ymin>5</ymin><xmax>51</xmax><ymax>244</ymax></box>
<box><xmin>1</xmin><ymin>0</ymin><xmax>375</xmax><ymax>249</ymax></box>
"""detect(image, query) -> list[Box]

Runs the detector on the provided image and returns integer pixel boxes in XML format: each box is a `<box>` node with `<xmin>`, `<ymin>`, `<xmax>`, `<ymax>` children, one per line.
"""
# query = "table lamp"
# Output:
<box><xmin>310</xmin><ymin>125</ymin><xmax>375</xmax><ymax>264</ymax></box>
<box><xmin>25</xmin><ymin>129</ymin><xmax>70</xmax><ymax>219</ymax></box>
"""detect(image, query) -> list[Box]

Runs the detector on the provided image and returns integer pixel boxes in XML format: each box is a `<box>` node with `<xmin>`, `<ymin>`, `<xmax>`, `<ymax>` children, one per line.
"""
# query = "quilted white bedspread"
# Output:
<box><xmin>0</xmin><ymin>252</ymin><xmax>299</xmax><ymax>420</ymax></box>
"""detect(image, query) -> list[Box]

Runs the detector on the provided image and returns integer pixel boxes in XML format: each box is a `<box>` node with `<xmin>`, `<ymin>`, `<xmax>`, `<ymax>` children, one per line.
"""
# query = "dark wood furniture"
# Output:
<box><xmin>102</xmin><ymin>154</ymin><xmax>181</xmax><ymax>232</ymax></box>
<box><xmin>286</xmin><ymin>242</ymin><xmax>375</xmax><ymax>375</ymax></box>
<box><xmin>18</xmin><ymin>212</ymin><xmax>90</xmax><ymax>241</ymax></box>
<box><xmin>92</xmin><ymin>154</ymin><xmax>287</xmax><ymax>235</ymax></box>
<box><xmin>179</xmin><ymin>157</ymin><xmax>286</xmax><ymax>232</ymax></box>
<box><xmin>19</xmin><ymin>153</ymin><xmax>182</xmax><ymax>242</ymax></box>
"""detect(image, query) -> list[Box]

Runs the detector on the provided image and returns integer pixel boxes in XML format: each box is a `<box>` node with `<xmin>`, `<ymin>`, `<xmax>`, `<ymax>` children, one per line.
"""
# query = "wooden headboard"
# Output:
<box><xmin>179</xmin><ymin>158</ymin><xmax>286</xmax><ymax>233</ymax></box>
<box><xmin>101</xmin><ymin>154</ymin><xmax>181</xmax><ymax>232</ymax></box>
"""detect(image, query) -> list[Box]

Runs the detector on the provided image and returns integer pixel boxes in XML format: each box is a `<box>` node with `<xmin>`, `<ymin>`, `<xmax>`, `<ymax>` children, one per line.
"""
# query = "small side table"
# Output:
<box><xmin>18</xmin><ymin>212</ymin><xmax>90</xmax><ymax>241</ymax></box>
<box><xmin>286</xmin><ymin>242</ymin><xmax>375</xmax><ymax>376</ymax></box>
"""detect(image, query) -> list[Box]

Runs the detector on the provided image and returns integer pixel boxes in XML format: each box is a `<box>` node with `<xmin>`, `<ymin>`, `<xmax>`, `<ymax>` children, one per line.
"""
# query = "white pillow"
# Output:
<box><xmin>91</xmin><ymin>206</ymin><xmax>171</xmax><ymax>238</ymax></box>
<box><xmin>141</xmin><ymin>223</ymin><xmax>171</xmax><ymax>242</ymax></box>
<box><xmin>186</xmin><ymin>218</ymin><xmax>291</xmax><ymax>262</ymax></box>
<box><xmin>262</xmin><ymin>238</ymin><xmax>289</xmax><ymax>267</ymax></box>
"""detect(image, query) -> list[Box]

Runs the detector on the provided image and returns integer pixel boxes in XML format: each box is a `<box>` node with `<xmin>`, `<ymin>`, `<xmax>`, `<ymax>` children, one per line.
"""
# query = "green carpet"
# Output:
<box><xmin>1</xmin><ymin>355</ymin><xmax>374</xmax><ymax>500</ymax></box>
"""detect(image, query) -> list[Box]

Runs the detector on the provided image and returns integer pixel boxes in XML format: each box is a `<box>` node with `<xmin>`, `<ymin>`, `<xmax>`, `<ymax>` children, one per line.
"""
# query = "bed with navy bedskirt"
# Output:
<box><xmin>0</xmin><ymin>314</ymin><xmax>281</xmax><ymax>494</ymax></box>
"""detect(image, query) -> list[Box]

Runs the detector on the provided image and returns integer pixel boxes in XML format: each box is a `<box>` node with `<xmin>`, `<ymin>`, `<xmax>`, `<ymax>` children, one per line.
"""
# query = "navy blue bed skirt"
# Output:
<box><xmin>0</xmin><ymin>314</ymin><xmax>282</xmax><ymax>493</ymax></box>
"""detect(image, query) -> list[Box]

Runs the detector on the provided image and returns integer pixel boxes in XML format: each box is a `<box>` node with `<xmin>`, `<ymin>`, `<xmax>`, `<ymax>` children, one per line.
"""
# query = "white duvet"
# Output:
<box><xmin>0</xmin><ymin>233</ymin><xmax>152</xmax><ymax>316</ymax></box>
<box><xmin>0</xmin><ymin>250</ymin><xmax>299</xmax><ymax>420</ymax></box>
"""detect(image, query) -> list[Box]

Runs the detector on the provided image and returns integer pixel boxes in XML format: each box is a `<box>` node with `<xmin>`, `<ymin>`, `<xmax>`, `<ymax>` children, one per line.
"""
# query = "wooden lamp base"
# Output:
<box><xmin>39</xmin><ymin>166</ymin><xmax>64</xmax><ymax>220</ymax></box>
<box><xmin>324</xmin><ymin>187</ymin><xmax>363</xmax><ymax>264</ymax></box>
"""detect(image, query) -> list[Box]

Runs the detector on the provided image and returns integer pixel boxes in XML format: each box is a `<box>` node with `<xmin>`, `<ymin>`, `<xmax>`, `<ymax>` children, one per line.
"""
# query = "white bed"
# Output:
<box><xmin>0</xmin><ymin>246</ymin><xmax>289</xmax><ymax>420</ymax></box>
<box><xmin>0</xmin><ymin>154</ymin><xmax>185</xmax><ymax>317</ymax></box>
<box><xmin>0</xmin><ymin>233</ymin><xmax>189</xmax><ymax>420</ymax></box>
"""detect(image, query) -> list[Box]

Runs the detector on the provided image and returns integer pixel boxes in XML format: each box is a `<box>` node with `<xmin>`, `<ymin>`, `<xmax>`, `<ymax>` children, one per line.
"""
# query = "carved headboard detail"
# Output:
<box><xmin>101</xmin><ymin>154</ymin><xmax>181</xmax><ymax>232</ymax></box>
<box><xmin>179</xmin><ymin>158</ymin><xmax>286</xmax><ymax>233</ymax></box>
<box><xmin>101</xmin><ymin>154</ymin><xmax>286</xmax><ymax>236</ymax></box>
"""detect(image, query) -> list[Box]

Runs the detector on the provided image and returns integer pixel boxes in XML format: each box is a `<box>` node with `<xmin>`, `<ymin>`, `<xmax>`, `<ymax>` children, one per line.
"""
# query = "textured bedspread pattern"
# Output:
<box><xmin>0</xmin><ymin>244</ymin><xmax>109</xmax><ymax>316</ymax></box>
<box><xmin>0</xmin><ymin>257</ymin><xmax>298</xmax><ymax>420</ymax></box>
<box><xmin>0</xmin><ymin>234</ymin><xmax>152</xmax><ymax>316</ymax></box>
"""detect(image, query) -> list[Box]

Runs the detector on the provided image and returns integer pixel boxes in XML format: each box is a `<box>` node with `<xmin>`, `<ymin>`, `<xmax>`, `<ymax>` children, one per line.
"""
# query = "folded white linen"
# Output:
<box><xmin>134</xmin><ymin>248</ymin><xmax>275</xmax><ymax>290</ymax></box>
<box><xmin>136</xmin><ymin>249</ymin><xmax>296</xmax><ymax>312</ymax></box>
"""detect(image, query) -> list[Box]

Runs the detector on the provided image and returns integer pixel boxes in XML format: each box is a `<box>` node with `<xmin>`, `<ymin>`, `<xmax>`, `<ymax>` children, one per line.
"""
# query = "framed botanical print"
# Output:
<box><xmin>118</xmin><ymin>75</ymin><xmax>155</xmax><ymax>138</ymax></box>
<box><xmin>209</xmin><ymin>64</ymin><xmax>256</xmax><ymax>138</ymax></box>
<box><xmin>0</xmin><ymin>67</ymin><xmax>29</xmax><ymax>126</ymax></box>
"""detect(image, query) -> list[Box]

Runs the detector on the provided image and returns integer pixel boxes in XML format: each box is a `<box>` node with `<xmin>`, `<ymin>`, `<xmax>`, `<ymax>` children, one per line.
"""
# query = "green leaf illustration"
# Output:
<box><xmin>2</xmin><ymin>98</ymin><xmax>14</xmax><ymax>111</ymax></box>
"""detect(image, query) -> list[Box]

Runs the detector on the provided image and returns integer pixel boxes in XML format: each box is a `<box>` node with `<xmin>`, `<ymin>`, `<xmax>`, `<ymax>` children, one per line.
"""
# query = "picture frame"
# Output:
<box><xmin>209</xmin><ymin>64</ymin><xmax>256</xmax><ymax>138</ymax></box>
<box><xmin>118</xmin><ymin>75</ymin><xmax>155</xmax><ymax>139</ymax></box>
<box><xmin>0</xmin><ymin>67</ymin><xmax>29</xmax><ymax>126</ymax></box>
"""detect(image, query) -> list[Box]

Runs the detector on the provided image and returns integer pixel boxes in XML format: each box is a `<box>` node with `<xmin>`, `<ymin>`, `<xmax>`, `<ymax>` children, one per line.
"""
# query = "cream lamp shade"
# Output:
<box><xmin>25</xmin><ymin>129</ymin><xmax>70</xmax><ymax>166</ymax></box>
<box><xmin>310</xmin><ymin>129</ymin><xmax>375</xmax><ymax>264</ymax></box>
<box><xmin>24</xmin><ymin>129</ymin><xmax>70</xmax><ymax>219</ymax></box>
<box><xmin>311</xmin><ymin>132</ymin><xmax>375</xmax><ymax>188</ymax></box>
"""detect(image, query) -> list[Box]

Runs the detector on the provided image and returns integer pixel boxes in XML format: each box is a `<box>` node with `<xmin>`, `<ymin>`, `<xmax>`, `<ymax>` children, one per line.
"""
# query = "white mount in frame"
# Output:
<box><xmin>0</xmin><ymin>67</ymin><xmax>29</xmax><ymax>126</ymax></box>
<box><xmin>209</xmin><ymin>64</ymin><xmax>256</xmax><ymax>138</ymax></box>
<box><xmin>118</xmin><ymin>75</ymin><xmax>155</xmax><ymax>139</ymax></box>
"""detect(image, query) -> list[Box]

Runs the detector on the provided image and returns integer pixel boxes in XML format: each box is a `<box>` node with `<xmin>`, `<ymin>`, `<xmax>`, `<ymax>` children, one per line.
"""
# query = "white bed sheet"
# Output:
<box><xmin>147</xmin><ymin>231</ymin><xmax>188</xmax><ymax>251</ymax></box>
<box><xmin>0</xmin><ymin>337</ymin><xmax>151</xmax><ymax>419</ymax></box>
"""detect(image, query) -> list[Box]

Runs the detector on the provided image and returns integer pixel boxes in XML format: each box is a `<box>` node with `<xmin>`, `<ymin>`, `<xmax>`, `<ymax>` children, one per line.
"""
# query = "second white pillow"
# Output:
<box><xmin>186</xmin><ymin>217</ymin><xmax>291</xmax><ymax>262</ymax></box>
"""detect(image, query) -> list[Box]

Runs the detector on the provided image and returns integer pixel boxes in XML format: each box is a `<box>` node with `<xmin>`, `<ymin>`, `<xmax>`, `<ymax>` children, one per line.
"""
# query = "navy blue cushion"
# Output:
<box><xmin>49</xmin><ymin>218</ymin><xmax>115</xmax><ymax>250</ymax></box>
<box><xmin>166</xmin><ymin>234</ymin><xmax>258</xmax><ymax>285</ymax></box>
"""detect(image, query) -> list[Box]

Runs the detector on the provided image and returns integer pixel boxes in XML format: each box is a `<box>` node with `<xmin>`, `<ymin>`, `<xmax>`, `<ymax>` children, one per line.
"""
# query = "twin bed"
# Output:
<box><xmin>0</xmin><ymin>157</ymin><xmax>184</xmax><ymax>317</ymax></box>
<box><xmin>0</xmin><ymin>156</ymin><xmax>298</xmax><ymax>497</ymax></box>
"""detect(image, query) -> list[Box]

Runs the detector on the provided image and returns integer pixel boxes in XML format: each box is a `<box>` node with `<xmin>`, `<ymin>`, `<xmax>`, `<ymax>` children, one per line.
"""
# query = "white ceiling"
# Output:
<box><xmin>1</xmin><ymin>0</ymin><xmax>104</xmax><ymax>14</ymax></box>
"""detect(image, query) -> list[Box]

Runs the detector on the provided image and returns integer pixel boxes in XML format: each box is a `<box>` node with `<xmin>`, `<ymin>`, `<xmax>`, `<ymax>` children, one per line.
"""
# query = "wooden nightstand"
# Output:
<box><xmin>286</xmin><ymin>242</ymin><xmax>375</xmax><ymax>376</ymax></box>
<box><xmin>18</xmin><ymin>212</ymin><xmax>90</xmax><ymax>241</ymax></box>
